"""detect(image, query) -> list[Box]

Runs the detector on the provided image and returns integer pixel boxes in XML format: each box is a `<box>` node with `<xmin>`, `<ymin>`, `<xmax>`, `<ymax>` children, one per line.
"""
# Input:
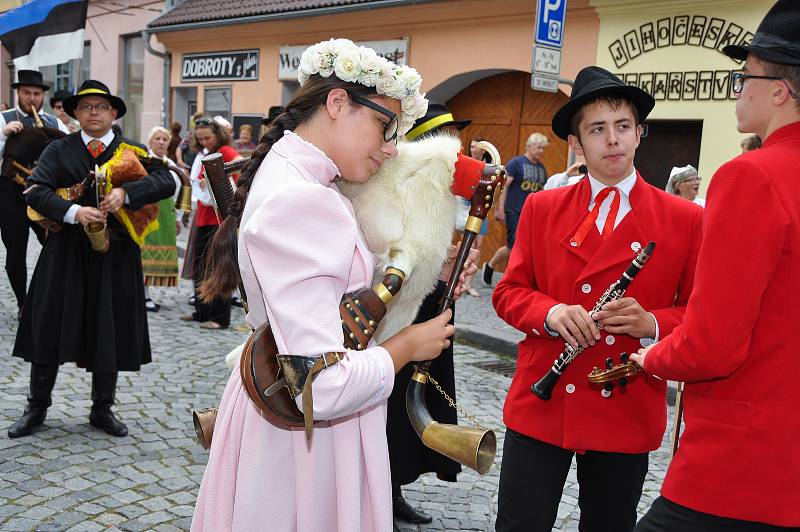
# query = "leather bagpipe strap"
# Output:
<box><xmin>301</xmin><ymin>352</ymin><xmax>344</xmax><ymax>439</ymax></box>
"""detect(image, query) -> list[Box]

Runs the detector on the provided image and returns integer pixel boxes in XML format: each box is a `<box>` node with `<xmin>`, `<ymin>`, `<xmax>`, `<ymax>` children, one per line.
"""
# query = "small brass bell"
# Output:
<box><xmin>176</xmin><ymin>184</ymin><xmax>193</xmax><ymax>212</ymax></box>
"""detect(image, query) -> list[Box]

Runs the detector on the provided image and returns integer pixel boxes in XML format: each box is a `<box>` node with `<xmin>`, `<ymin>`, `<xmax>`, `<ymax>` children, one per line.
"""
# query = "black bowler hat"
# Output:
<box><xmin>723</xmin><ymin>0</ymin><xmax>800</xmax><ymax>65</ymax></box>
<box><xmin>551</xmin><ymin>66</ymin><xmax>655</xmax><ymax>140</ymax></box>
<box><xmin>405</xmin><ymin>103</ymin><xmax>471</xmax><ymax>141</ymax></box>
<box><xmin>63</xmin><ymin>80</ymin><xmax>126</xmax><ymax>119</ymax></box>
<box><xmin>11</xmin><ymin>70</ymin><xmax>49</xmax><ymax>90</ymax></box>
<box><xmin>49</xmin><ymin>89</ymin><xmax>72</xmax><ymax>108</ymax></box>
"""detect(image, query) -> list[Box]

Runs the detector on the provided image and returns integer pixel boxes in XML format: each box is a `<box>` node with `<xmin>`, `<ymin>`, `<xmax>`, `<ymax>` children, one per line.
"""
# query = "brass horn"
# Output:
<box><xmin>405</xmin><ymin>142</ymin><xmax>507</xmax><ymax>475</ymax></box>
<box><xmin>176</xmin><ymin>184</ymin><xmax>193</xmax><ymax>212</ymax></box>
<box><xmin>30</xmin><ymin>105</ymin><xmax>44</xmax><ymax>128</ymax></box>
<box><xmin>193</xmin><ymin>408</ymin><xmax>218</xmax><ymax>450</ymax></box>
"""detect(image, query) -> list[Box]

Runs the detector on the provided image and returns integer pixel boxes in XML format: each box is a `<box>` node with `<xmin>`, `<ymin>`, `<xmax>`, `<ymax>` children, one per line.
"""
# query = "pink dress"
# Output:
<box><xmin>192</xmin><ymin>132</ymin><xmax>396</xmax><ymax>532</ymax></box>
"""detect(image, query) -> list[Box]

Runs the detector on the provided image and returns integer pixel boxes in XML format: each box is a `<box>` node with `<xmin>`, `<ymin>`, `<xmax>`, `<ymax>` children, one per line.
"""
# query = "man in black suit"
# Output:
<box><xmin>8</xmin><ymin>80</ymin><xmax>175</xmax><ymax>439</ymax></box>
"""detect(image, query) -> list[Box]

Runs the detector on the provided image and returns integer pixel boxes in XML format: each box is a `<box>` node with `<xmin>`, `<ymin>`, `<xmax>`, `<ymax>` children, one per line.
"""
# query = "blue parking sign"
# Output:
<box><xmin>535</xmin><ymin>0</ymin><xmax>568</xmax><ymax>48</ymax></box>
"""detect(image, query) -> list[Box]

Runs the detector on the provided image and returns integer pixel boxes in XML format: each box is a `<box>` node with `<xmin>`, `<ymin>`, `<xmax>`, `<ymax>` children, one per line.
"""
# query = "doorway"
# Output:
<box><xmin>635</xmin><ymin>120</ymin><xmax>703</xmax><ymax>190</ymax></box>
<box><xmin>446</xmin><ymin>71</ymin><xmax>570</xmax><ymax>269</ymax></box>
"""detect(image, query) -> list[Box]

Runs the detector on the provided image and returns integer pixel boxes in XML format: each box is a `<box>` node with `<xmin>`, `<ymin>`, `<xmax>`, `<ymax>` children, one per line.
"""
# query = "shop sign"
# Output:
<box><xmin>182</xmin><ymin>50</ymin><xmax>259</xmax><ymax>82</ymax></box>
<box><xmin>609</xmin><ymin>15</ymin><xmax>755</xmax><ymax>101</ymax></box>
<box><xmin>609</xmin><ymin>15</ymin><xmax>753</xmax><ymax>69</ymax></box>
<box><xmin>278</xmin><ymin>40</ymin><xmax>408</xmax><ymax>81</ymax></box>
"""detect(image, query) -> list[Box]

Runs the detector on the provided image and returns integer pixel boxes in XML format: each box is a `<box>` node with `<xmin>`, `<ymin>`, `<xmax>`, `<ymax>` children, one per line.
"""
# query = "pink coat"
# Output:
<box><xmin>192</xmin><ymin>132</ymin><xmax>396</xmax><ymax>532</ymax></box>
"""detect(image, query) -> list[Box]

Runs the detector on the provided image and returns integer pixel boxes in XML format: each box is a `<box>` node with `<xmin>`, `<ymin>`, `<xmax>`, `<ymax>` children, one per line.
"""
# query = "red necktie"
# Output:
<box><xmin>87</xmin><ymin>139</ymin><xmax>105</xmax><ymax>158</ymax></box>
<box><xmin>570</xmin><ymin>186</ymin><xmax>620</xmax><ymax>247</ymax></box>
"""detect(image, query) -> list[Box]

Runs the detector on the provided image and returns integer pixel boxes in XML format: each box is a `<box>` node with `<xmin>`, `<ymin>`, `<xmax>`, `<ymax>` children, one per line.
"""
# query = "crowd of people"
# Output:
<box><xmin>0</xmin><ymin>1</ymin><xmax>798</xmax><ymax>530</ymax></box>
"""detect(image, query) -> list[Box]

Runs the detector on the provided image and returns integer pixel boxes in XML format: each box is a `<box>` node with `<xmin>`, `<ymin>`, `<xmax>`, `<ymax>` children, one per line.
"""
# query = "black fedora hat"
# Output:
<box><xmin>723</xmin><ymin>0</ymin><xmax>800</xmax><ymax>65</ymax></box>
<box><xmin>63</xmin><ymin>80</ymin><xmax>126</xmax><ymax>119</ymax></box>
<box><xmin>551</xmin><ymin>66</ymin><xmax>655</xmax><ymax>140</ymax></box>
<box><xmin>12</xmin><ymin>70</ymin><xmax>49</xmax><ymax>90</ymax></box>
<box><xmin>405</xmin><ymin>103</ymin><xmax>471</xmax><ymax>141</ymax></box>
<box><xmin>49</xmin><ymin>89</ymin><xmax>72</xmax><ymax>107</ymax></box>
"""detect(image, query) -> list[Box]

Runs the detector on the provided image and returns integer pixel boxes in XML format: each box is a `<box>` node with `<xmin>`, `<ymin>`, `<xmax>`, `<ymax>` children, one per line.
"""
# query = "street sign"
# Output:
<box><xmin>531</xmin><ymin>74</ymin><xmax>559</xmax><ymax>93</ymax></box>
<box><xmin>535</xmin><ymin>0</ymin><xmax>568</xmax><ymax>48</ymax></box>
<box><xmin>533</xmin><ymin>46</ymin><xmax>561</xmax><ymax>75</ymax></box>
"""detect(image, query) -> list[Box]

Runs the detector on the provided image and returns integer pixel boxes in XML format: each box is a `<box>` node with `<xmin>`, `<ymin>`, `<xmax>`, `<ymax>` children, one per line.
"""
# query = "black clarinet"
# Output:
<box><xmin>531</xmin><ymin>241</ymin><xmax>656</xmax><ymax>400</ymax></box>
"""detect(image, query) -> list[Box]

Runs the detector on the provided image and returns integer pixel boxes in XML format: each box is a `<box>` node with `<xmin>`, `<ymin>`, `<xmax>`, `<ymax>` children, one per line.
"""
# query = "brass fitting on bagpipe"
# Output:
<box><xmin>405</xmin><ymin>141</ymin><xmax>506</xmax><ymax>475</ymax></box>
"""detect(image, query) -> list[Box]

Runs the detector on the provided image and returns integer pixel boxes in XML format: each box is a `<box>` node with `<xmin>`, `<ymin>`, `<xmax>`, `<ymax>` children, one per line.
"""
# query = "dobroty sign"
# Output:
<box><xmin>182</xmin><ymin>50</ymin><xmax>259</xmax><ymax>82</ymax></box>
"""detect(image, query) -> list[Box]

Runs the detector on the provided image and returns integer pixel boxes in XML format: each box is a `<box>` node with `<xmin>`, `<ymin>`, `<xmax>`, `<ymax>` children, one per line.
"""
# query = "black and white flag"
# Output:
<box><xmin>0</xmin><ymin>0</ymin><xmax>88</xmax><ymax>70</ymax></box>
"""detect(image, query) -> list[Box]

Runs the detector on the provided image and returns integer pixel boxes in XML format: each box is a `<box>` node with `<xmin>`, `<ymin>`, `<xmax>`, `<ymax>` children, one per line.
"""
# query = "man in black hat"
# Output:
<box><xmin>387</xmin><ymin>102</ymin><xmax>471</xmax><ymax>525</ymax></box>
<box><xmin>631</xmin><ymin>1</ymin><xmax>800</xmax><ymax>529</ymax></box>
<box><xmin>7</xmin><ymin>80</ymin><xmax>175</xmax><ymax>439</ymax></box>
<box><xmin>492</xmin><ymin>66</ymin><xmax>703</xmax><ymax>531</ymax></box>
<box><xmin>0</xmin><ymin>70</ymin><xmax>70</xmax><ymax>317</ymax></box>
<box><xmin>49</xmin><ymin>89</ymin><xmax>80</xmax><ymax>133</ymax></box>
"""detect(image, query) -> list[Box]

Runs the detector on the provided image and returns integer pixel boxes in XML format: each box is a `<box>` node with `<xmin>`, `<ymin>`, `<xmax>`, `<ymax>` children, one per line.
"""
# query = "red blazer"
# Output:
<box><xmin>493</xmin><ymin>174</ymin><xmax>702</xmax><ymax>453</ymax></box>
<box><xmin>644</xmin><ymin>122</ymin><xmax>800</xmax><ymax>527</ymax></box>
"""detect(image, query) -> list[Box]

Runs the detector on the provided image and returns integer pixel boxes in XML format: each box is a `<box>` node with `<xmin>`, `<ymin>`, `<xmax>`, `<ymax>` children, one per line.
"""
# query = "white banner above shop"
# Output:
<box><xmin>277</xmin><ymin>39</ymin><xmax>408</xmax><ymax>82</ymax></box>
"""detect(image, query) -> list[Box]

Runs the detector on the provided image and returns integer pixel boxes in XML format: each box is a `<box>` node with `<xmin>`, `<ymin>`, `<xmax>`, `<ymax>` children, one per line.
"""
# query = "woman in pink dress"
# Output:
<box><xmin>191</xmin><ymin>39</ymin><xmax>448</xmax><ymax>531</ymax></box>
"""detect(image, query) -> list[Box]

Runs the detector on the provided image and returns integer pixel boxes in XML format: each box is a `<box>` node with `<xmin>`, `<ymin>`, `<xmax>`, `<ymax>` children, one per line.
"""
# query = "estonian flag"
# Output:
<box><xmin>0</xmin><ymin>0</ymin><xmax>88</xmax><ymax>70</ymax></box>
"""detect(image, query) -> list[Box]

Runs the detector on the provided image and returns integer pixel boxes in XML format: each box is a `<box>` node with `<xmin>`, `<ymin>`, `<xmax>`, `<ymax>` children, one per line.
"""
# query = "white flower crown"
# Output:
<box><xmin>298</xmin><ymin>38</ymin><xmax>429</xmax><ymax>136</ymax></box>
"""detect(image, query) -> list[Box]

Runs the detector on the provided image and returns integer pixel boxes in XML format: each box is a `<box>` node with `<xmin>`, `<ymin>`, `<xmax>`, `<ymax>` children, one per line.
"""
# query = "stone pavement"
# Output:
<box><xmin>0</xmin><ymin>233</ymin><xmax>677</xmax><ymax>531</ymax></box>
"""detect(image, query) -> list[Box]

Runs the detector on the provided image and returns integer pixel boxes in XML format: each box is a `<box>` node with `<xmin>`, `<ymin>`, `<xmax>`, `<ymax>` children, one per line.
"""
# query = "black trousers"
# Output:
<box><xmin>496</xmin><ymin>428</ymin><xmax>649</xmax><ymax>532</ymax></box>
<box><xmin>0</xmin><ymin>179</ymin><xmax>46</xmax><ymax>308</ymax></box>
<box><xmin>635</xmin><ymin>496</ymin><xmax>800</xmax><ymax>532</ymax></box>
<box><xmin>192</xmin><ymin>225</ymin><xmax>231</xmax><ymax>326</ymax></box>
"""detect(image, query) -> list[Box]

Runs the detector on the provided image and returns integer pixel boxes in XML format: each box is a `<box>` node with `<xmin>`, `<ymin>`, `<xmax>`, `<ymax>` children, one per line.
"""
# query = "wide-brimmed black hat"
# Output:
<box><xmin>12</xmin><ymin>70</ymin><xmax>49</xmax><ymax>90</ymax></box>
<box><xmin>49</xmin><ymin>89</ymin><xmax>72</xmax><ymax>107</ymax></box>
<box><xmin>723</xmin><ymin>0</ymin><xmax>800</xmax><ymax>65</ymax></box>
<box><xmin>405</xmin><ymin>103</ymin><xmax>471</xmax><ymax>141</ymax></box>
<box><xmin>63</xmin><ymin>80</ymin><xmax>126</xmax><ymax>119</ymax></box>
<box><xmin>551</xmin><ymin>66</ymin><xmax>655</xmax><ymax>140</ymax></box>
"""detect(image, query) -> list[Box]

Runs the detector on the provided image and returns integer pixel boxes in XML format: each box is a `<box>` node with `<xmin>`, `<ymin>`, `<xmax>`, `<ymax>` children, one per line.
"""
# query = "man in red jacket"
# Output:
<box><xmin>631</xmin><ymin>1</ymin><xmax>800</xmax><ymax>529</ymax></box>
<box><xmin>492</xmin><ymin>66</ymin><xmax>703</xmax><ymax>532</ymax></box>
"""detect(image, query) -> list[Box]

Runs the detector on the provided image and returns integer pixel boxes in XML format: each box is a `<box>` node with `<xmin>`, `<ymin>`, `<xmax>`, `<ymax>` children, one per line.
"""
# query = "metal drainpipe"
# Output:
<box><xmin>142</xmin><ymin>29</ymin><xmax>170</xmax><ymax>127</ymax></box>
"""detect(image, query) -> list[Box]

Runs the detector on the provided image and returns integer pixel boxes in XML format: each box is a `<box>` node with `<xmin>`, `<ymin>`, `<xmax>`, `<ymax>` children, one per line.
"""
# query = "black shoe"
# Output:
<box><xmin>145</xmin><ymin>299</ymin><xmax>160</xmax><ymax>312</ymax></box>
<box><xmin>481</xmin><ymin>263</ymin><xmax>494</xmax><ymax>286</ymax></box>
<box><xmin>231</xmin><ymin>296</ymin><xmax>243</xmax><ymax>308</ymax></box>
<box><xmin>89</xmin><ymin>409</ymin><xmax>128</xmax><ymax>437</ymax></box>
<box><xmin>188</xmin><ymin>295</ymin><xmax>196</xmax><ymax>306</ymax></box>
<box><xmin>393</xmin><ymin>495</ymin><xmax>433</xmax><ymax>524</ymax></box>
<box><xmin>8</xmin><ymin>407</ymin><xmax>46</xmax><ymax>438</ymax></box>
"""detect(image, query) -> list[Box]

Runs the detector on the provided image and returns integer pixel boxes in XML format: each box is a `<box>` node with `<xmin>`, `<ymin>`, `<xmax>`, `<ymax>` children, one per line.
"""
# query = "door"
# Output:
<box><xmin>634</xmin><ymin>120</ymin><xmax>703</xmax><ymax>190</ymax></box>
<box><xmin>447</xmin><ymin>71</ymin><xmax>569</xmax><ymax>270</ymax></box>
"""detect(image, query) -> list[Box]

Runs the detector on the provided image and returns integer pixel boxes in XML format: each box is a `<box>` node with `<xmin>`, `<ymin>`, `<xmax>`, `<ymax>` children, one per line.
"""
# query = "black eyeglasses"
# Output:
<box><xmin>194</xmin><ymin>118</ymin><xmax>212</xmax><ymax>127</ymax></box>
<box><xmin>347</xmin><ymin>91</ymin><xmax>399</xmax><ymax>143</ymax></box>
<box><xmin>731</xmin><ymin>72</ymin><xmax>798</xmax><ymax>98</ymax></box>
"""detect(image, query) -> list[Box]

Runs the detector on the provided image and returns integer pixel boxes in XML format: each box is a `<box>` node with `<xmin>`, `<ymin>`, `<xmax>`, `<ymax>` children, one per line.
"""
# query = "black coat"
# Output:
<box><xmin>13</xmin><ymin>132</ymin><xmax>175</xmax><ymax>372</ymax></box>
<box><xmin>386</xmin><ymin>281</ymin><xmax>462</xmax><ymax>485</ymax></box>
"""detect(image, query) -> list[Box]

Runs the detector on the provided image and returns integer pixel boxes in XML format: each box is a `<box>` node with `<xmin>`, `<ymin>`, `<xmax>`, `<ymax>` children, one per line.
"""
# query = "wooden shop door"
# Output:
<box><xmin>447</xmin><ymin>71</ymin><xmax>570</xmax><ymax>271</ymax></box>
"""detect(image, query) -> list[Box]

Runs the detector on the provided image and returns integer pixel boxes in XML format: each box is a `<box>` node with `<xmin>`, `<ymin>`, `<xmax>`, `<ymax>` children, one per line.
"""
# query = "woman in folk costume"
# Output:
<box><xmin>140</xmin><ymin>126</ymin><xmax>183</xmax><ymax>311</ymax></box>
<box><xmin>191</xmin><ymin>39</ymin><xmax>456</xmax><ymax>532</ymax></box>
<box><xmin>180</xmin><ymin>118</ymin><xmax>242</xmax><ymax>329</ymax></box>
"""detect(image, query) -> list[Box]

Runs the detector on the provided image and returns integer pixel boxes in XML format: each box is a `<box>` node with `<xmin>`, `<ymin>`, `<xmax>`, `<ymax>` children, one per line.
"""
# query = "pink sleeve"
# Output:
<box><xmin>241</xmin><ymin>181</ymin><xmax>394</xmax><ymax>420</ymax></box>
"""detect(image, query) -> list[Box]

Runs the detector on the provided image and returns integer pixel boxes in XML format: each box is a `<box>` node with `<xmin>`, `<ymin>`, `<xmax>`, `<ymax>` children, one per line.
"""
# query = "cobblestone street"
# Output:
<box><xmin>1</xmin><ymin>235</ymin><xmax>676</xmax><ymax>531</ymax></box>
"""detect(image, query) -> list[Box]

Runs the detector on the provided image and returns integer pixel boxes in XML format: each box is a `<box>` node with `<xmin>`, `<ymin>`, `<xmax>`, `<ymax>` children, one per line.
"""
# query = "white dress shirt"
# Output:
<box><xmin>63</xmin><ymin>130</ymin><xmax>117</xmax><ymax>224</ymax></box>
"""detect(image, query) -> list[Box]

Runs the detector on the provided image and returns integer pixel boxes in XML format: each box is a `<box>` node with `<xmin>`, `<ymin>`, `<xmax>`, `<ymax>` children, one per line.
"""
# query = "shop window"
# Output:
<box><xmin>39</xmin><ymin>42</ymin><xmax>91</xmax><ymax>113</ymax></box>
<box><xmin>203</xmin><ymin>86</ymin><xmax>231</xmax><ymax>122</ymax></box>
<box><xmin>123</xmin><ymin>34</ymin><xmax>144</xmax><ymax>142</ymax></box>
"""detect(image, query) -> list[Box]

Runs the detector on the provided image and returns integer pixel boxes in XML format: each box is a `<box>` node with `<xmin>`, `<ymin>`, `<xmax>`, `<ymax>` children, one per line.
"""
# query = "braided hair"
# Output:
<box><xmin>199</xmin><ymin>74</ymin><xmax>379</xmax><ymax>301</ymax></box>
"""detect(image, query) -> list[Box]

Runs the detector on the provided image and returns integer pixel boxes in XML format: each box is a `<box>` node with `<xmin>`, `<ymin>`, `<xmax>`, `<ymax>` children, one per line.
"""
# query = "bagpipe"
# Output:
<box><xmin>26</xmin><ymin>142</ymin><xmax>192</xmax><ymax>250</ymax></box>
<box><xmin>1</xmin><ymin>107</ymin><xmax>65</xmax><ymax>186</ymax></box>
<box><xmin>531</xmin><ymin>242</ymin><xmax>656</xmax><ymax>400</ymax></box>
<box><xmin>192</xmin><ymin>135</ymin><xmax>506</xmax><ymax>475</ymax></box>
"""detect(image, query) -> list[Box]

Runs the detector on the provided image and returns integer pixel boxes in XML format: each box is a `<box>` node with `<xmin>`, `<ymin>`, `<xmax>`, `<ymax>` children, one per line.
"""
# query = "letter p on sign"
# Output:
<box><xmin>535</xmin><ymin>0</ymin><xmax>567</xmax><ymax>48</ymax></box>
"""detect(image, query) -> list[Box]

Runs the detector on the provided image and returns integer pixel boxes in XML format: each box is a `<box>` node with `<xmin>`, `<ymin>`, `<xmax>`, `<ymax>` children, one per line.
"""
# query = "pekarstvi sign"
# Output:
<box><xmin>182</xmin><ymin>50</ymin><xmax>259</xmax><ymax>82</ymax></box>
<box><xmin>278</xmin><ymin>40</ymin><xmax>408</xmax><ymax>81</ymax></box>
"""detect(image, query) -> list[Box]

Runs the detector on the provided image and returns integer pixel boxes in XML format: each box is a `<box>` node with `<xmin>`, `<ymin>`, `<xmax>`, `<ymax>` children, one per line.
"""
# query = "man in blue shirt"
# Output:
<box><xmin>482</xmin><ymin>132</ymin><xmax>549</xmax><ymax>285</ymax></box>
